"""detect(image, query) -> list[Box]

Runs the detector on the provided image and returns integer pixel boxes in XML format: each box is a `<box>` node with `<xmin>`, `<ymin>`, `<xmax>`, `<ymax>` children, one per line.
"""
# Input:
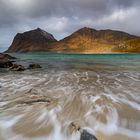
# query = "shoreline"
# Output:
<box><xmin>4</xmin><ymin>52</ymin><xmax>140</xmax><ymax>55</ymax></box>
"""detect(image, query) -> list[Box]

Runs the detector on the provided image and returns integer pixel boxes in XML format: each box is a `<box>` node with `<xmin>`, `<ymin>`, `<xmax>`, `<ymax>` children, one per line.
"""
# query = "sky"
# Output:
<box><xmin>0</xmin><ymin>0</ymin><xmax>140</xmax><ymax>49</ymax></box>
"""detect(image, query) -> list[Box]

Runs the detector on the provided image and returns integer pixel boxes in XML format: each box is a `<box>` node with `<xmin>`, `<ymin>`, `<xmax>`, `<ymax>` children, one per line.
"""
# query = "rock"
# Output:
<box><xmin>0</xmin><ymin>53</ymin><xmax>16</xmax><ymax>68</ymax></box>
<box><xmin>70</xmin><ymin>122</ymin><xmax>81</xmax><ymax>131</ymax></box>
<box><xmin>0</xmin><ymin>53</ymin><xmax>14</xmax><ymax>68</ymax></box>
<box><xmin>67</xmin><ymin>122</ymin><xmax>81</xmax><ymax>135</ymax></box>
<box><xmin>19</xmin><ymin>98</ymin><xmax>51</xmax><ymax>105</ymax></box>
<box><xmin>0</xmin><ymin>53</ymin><xmax>16</xmax><ymax>60</ymax></box>
<box><xmin>3</xmin><ymin>93</ymin><xmax>54</xmax><ymax>110</ymax></box>
<box><xmin>28</xmin><ymin>64</ymin><xmax>42</xmax><ymax>69</ymax></box>
<box><xmin>80</xmin><ymin>130</ymin><xmax>98</xmax><ymax>140</ymax></box>
<box><xmin>0</xmin><ymin>59</ymin><xmax>13</xmax><ymax>68</ymax></box>
<box><xmin>68</xmin><ymin>122</ymin><xmax>98</xmax><ymax>140</ymax></box>
<box><xmin>10</xmin><ymin>64</ymin><xmax>25</xmax><ymax>71</ymax></box>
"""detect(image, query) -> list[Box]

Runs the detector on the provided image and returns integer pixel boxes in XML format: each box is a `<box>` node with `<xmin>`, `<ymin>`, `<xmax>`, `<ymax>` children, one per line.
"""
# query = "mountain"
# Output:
<box><xmin>6</xmin><ymin>28</ymin><xmax>57</xmax><ymax>53</ymax></box>
<box><xmin>6</xmin><ymin>27</ymin><xmax>140</xmax><ymax>53</ymax></box>
<box><xmin>47</xmin><ymin>27</ymin><xmax>139</xmax><ymax>53</ymax></box>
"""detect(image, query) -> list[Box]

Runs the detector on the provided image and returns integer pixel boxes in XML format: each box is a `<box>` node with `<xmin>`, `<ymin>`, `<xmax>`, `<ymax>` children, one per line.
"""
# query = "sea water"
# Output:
<box><xmin>0</xmin><ymin>53</ymin><xmax>140</xmax><ymax>140</ymax></box>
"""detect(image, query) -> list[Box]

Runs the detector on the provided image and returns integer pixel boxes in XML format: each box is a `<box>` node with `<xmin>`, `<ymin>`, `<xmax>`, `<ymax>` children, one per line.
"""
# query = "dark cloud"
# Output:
<box><xmin>0</xmin><ymin>0</ymin><xmax>139</xmax><ymax>49</ymax></box>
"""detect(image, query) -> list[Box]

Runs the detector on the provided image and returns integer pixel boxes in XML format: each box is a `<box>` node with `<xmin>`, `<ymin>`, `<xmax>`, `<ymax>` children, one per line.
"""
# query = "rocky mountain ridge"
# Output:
<box><xmin>5</xmin><ymin>27</ymin><xmax>140</xmax><ymax>53</ymax></box>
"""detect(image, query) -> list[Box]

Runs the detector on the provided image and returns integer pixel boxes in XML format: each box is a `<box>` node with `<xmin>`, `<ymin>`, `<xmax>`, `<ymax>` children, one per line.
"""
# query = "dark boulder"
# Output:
<box><xmin>28</xmin><ymin>64</ymin><xmax>42</xmax><ymax>69</ymax></box>
<box><xmin>0</xmin><ymin>53</ymin><xmax>16</xmax><ymax>60</ymax></box>
<box><xmin>0</xmin><ymin>59</ymin><xmax>13</xmax><ymax>68</ymax></box>
<box><xmin>10</xmin><ymin>64</ymin><xmax>25</xmax><ymax>71</ymax></box>
<box><xmin>80</xmin><ymin>130</ymin><xmax>98</xmax><ymax>140</ymax></box>
<box><xmin>0</xmin><ymin>53</ymin><xmax>16</xmax><ymax>68</ymax></box>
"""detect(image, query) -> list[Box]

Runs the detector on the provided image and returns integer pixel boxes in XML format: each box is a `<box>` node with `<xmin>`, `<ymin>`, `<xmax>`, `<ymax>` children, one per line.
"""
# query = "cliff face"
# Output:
<box><xmin>6</xmin><ymin>27</ymin><xmax>140</xmax><ymax>53</ymax></box>
<box><xmin>6</xmin><ymin>28</ymin><xmax>57</xmax><ymax>53</ymax></box>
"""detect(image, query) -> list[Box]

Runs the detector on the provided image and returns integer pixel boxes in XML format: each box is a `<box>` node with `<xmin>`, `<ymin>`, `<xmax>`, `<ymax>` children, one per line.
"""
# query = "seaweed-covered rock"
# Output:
<box><xmin>10</xmin><ymin>64</ymin><xmax>25</xmax><ymax>71</ymax></box>
<box><xmin>28</xmin><ymin>64</ymin><xmax>42</xmax><ymax>69</ymax></box>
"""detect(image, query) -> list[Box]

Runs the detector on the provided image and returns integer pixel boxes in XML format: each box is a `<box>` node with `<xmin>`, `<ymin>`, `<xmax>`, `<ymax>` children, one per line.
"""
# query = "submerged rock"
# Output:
<box><xmin>28</xmin><ymin>64</ymin><xmax>42</xmax><ymax>69</ymax></box>
<box><xmin>10</xmin><ymin>64</ymin><xmax>25</xmax><ymax>71</ymax></box>
<box><xmin>19</xmin><ymin>98</ymin><xmax>51</xmax><ymax>105</ymax></box>
<box><xmin>80</xmin><ymin>130</ymin><xmax>98</xmax><ymax>140</ymax></box>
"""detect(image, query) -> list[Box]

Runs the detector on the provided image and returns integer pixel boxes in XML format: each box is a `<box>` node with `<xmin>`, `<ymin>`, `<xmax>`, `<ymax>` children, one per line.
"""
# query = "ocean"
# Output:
<box><xmin>0</xmin><ymin>53</ymin><xmax>140</xmax><ymax>140</ymax></box>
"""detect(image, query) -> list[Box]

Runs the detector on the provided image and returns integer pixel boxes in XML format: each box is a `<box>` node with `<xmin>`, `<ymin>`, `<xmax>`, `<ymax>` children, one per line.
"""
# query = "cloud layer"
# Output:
<box><xmin>0</xmin><ymin>0</ymin><xmax>140</xmax><ymax>48</ymax></box>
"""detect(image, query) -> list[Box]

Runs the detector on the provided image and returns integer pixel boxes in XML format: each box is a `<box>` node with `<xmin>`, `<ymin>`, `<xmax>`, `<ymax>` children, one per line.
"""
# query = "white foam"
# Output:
<box><xmin>0</xmin><ymin>115</ymin><xmax>23</xmax><ymax>129</ymax></box>
<box><xmin>0</xmin><ymin>69</ymin><xmax>140</xmax><ymax>140</ymax></box>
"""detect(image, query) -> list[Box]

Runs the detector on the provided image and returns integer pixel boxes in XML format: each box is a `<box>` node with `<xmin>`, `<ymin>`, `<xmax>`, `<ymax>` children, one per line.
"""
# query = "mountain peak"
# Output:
<box><xmin>73</xmin><ymin>27</ymin><xmax>97</xmax><ymax>36</ymax></box>
<box><xmin>80</xmin><ymin>27</ymin><xmax>91</xmax><ymax>30</ymax></box>
<box><xmin>17</xmin><ymin>28</ymin><xmax>57</xmax><ymax>42</ymax></box>
<box><xmin>34</xmin><ymin>27</ymin><xmax>46</xmax><ymax>33</ymax></box>
<box><xmin>36</xmin><ymin>27</ymin><xmax>42</xmax><ymax>31</ymax></box>
<box><xmin>81</xmin><ymin>27</ymin><xmax>95</xmax><ymax>30</ymax></box>
<box><xmin>33</xmin><ymin>28</ymin><xmax>57</xmax><ymax>41</ymax></box>
<box><xmin>6</xmin><ymin>28</ymin><xmax>57</xmax><ymax>53</ymax></box>
<box><xmin>77</xmin><ymin>27</ymin><xmax>96</xmax><ymax>32</ymax></box>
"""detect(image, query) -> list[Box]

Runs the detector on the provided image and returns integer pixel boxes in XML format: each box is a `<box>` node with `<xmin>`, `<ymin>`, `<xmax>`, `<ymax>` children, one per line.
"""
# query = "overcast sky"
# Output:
<box><xmin>0</xmin><ymin>0</ymin><xmax>140</xmax><ymax>49</ymax></box>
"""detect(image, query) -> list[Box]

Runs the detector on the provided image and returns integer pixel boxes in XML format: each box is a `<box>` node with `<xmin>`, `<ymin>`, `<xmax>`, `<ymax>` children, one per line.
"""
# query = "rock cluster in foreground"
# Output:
<box><xmin>0</xmin><ymin>53</ymin><xmax>42</xmax><ymax>71</ymax></box>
